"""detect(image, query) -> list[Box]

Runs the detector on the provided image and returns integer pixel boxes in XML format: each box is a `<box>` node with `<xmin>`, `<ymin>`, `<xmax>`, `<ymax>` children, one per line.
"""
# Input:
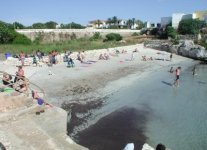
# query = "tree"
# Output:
<box><xmin>32</xmin><ymin>23</ymin><xmax>46</xmax><ymax>29</ymax></box>
<box><xmin>0</xmin><ymin>21</ymin><xmax>31</xmax><ymax>44</ymax></box>
<box><xmin>178</xmin><ymin>19</ymin><xmax>206</xmax><ymax>35</ymax></box>
<box><xmin>112</xmin><ymin>16</ymin><xmax>118</xmax><ymax>27</ymax></box>
<box><xmin>0</xmin><ymin>21</ymin><xmax>16</xmax><ymax>43</ymax></box>
<box><xmin>13</xmin><ymin>22</ymin><xmax>25</xmax><ymax>29</ymax></box>
<box><xmin>166</xmin><ymin>26</ymin><xmax>177</xmax><ymax>39</ymax></box>
<box><xmin>60</xmin><ymin>22</ymin><xmax>85</xmax><ymax>29</ymax></box>
<box><xmin>95</xmin><ymin>20</ymin><xmax>102</xmax><ymax>28</ymax></box>
<box><xmin>107</xmin><ymin>18</ymin><xmax>112</xmax><ymax>26</ymax></box>
<box><xmin>45</xmin><ymin>21</ymin><xmax>58</xmax><ymax>29</ymax></box>
<box><xmin>126</xmin><ymin>19</ymin><xmax>133</xmax><ymax>29</ymax></box>
<box><xmin>136</xmin><ymin>20</ymin><xmax>145</xmax><ymax>29</ymax></box>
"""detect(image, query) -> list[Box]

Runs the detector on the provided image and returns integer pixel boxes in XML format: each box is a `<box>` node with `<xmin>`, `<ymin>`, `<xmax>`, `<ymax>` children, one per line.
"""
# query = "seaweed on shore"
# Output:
<box><xmin>61</xmin><ymin>98</ymin><xmax>104</xmax><ymax>134</ymax></box>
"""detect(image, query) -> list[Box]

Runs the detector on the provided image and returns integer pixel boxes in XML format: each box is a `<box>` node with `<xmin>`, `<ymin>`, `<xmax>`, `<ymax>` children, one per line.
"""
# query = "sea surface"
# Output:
<box><xmin>76</xmin><ymin>63</ymin><xmax>207</xmax><ymax>150</ymax></box>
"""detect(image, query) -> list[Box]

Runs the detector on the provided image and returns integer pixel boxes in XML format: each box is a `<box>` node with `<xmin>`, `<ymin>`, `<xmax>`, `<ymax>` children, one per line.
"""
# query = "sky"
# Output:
<box><xmin>0</xmin><ymin>0</ymin><xmax>206</xmax><ymax>26</ymax></box>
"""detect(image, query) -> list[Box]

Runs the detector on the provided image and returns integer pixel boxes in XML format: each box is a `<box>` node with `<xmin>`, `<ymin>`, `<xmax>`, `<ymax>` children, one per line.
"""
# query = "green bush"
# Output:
<box><xmin>178</xmin><ymin>19</ymin><xmax>206</xmax><ymax>35</ymax></box>
<box><xmin>13</xmin><ymin>34</ymin><xmax>32</xmax><ymax>45</ymax></box>
<box><xmin>104</xmin><ymin>33</ymin><xmax>122</xmax><ymax>41</ymax></box>
<box><xmin>90</xmin><ymin>32</ymin><xmax>102</xmax><ymax>41</ymax></box>
<box><xmin>0</xmin><ymin>21</ymin><xmax>16</xmax><ymax>44</ymax></box>
<box><xmin>132</xmin><ymin>32</ymin><xmax>139</xmax><ymax>36</ymax></box>
<box><xmin>166</xmin><ymin>26</ymin><xmax>177</xmax><ymax>39</ymax></box>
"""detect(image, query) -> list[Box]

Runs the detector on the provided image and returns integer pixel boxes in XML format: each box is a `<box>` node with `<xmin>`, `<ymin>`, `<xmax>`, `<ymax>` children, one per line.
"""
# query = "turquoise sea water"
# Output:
<box><xmin>103</xmin><ymin>63</ymin><xmax>207</xmax><ymax>149</ymax></box>
<box><xmin>145</xmin><ymin>64</ymin><xmax>207</xmax><ymax>150</ymax></box>
<box><xmin>109</xmin><ymin>64</ymin><xmax>207</xmax><ymax>150</ymax></box>
<box><xmin>77</xmin><ymin>63</ymin><xmax>207</xmax><ymax>150</ymax></box>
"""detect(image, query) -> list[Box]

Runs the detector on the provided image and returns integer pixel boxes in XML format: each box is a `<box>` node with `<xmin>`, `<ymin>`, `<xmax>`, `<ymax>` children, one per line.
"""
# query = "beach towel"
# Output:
<box><xmin>2</xmin><ymin>87</ymin><xmax>14</xmax><ymax>93</ymax></box>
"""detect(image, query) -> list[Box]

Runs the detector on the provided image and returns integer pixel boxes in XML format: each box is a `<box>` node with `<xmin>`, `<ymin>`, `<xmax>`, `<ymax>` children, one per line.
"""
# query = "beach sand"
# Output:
<box><xmin>0</xmin><ymin>44</ymin><xmax>197</xmax><ymax>150</ymax></box>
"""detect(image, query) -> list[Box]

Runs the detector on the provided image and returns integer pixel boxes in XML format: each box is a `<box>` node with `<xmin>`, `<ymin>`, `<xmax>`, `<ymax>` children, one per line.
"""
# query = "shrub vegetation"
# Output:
<box><xmin>178</xmin><ymin>19</ymin><xmax>206</xmax><ymax>35</ymax></box>
<box><xmin>104</xmin><ymin>33</ymin><xmax>122</xmax><ymax>41</ymax></box>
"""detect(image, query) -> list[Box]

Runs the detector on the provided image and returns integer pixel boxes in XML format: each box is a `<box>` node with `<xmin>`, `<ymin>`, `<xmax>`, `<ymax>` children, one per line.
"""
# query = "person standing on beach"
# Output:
<box><xmin>174</xmin><ymin>67</ymin><xmax>181</xmax><ymax>87</ymax></box>
<box><xmin>19</xmin><ymin>51</ymin><xmax>25</xmax><ymax>66</ymax></box>
<box><xmin>170</xmin><ymin>53</ymin><xmax>173</xmax><ymax>61</ymax></box>
<box><xmin>192</xmin><ymin>65</ymin><xmax>197</xmax><ymax>76</ymax></box>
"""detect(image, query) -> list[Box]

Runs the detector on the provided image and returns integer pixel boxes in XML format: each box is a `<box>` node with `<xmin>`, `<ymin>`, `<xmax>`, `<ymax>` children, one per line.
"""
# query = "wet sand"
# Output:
<box><xmin>73</xmin><ymin>107</ymin><xmax>149</xmax><ymax>150</ymax></box>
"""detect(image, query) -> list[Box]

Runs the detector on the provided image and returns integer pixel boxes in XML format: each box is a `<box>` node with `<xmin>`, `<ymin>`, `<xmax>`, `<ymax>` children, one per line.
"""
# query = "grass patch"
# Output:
<box><xmin>0</xmin><ymin>37</ymin><xmax>145</xmax><ymax>55</ymax></box>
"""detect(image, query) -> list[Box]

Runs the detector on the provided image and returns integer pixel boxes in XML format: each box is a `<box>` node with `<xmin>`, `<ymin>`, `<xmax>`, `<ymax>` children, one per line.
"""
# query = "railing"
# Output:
<box><xmin>0</xmin><ymin>71</ymin><xmax>46</xmax><ymax>100</ymax></box>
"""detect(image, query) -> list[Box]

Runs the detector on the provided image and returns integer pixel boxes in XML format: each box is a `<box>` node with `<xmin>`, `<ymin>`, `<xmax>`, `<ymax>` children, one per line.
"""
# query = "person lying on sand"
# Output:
<box><xmin>2</xmin><ymin>73</ymin><xmax>13</xmax><ymax>87</ymax></box>
<box><xmin>133</xmin><ymin>48</ymin><xmax>139</xmax><ymax>53</ymax></box>
<box><xmin>121</xmin><ymin>49</ymin><xmax>127</xmax><ymax>54</ymax></box>
<box><xmin>142</xmin><ymin>56</ymin><xmax>153</xmax><ymax>61</ymax></box>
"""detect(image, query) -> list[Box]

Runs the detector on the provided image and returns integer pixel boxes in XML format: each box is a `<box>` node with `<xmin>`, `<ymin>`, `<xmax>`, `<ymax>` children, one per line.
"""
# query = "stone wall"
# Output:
<box><xmin>16</xmin><ymin>29</ymin><xmax>140</xmax><ymax>43</ymax></box>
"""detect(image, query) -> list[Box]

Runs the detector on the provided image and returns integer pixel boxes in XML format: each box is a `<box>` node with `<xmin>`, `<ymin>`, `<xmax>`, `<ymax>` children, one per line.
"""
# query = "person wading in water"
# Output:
<box><xmin>174</xmin><ymin>66</ymin><xmax>181</xmax><ymax>87</ymax></box>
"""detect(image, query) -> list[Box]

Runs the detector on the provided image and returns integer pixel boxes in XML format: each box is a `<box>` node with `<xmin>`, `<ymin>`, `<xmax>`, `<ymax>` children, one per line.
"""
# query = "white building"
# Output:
<box><xmin>172</xmin><ymin>13</ymin><xmax>193</xmax><ymax>28</ymax></box>
<box><xmin>145</xmin><ymin>21</ymin><xmax>157</xmax><ymax>28</ymax></box>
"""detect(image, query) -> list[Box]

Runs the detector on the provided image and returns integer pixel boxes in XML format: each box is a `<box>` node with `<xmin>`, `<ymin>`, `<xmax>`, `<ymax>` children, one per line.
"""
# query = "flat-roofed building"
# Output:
<box><xmin>193</xmin><ymin>10</ymin><xmax>207</xmax><ymax>21</ymax></box>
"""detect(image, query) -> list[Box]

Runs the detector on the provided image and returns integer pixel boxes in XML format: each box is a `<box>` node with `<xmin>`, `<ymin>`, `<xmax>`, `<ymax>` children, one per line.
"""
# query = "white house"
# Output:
<box><xmin>145</xmin><ymin>21</ymin><xmax>157</xmax><ymax>28</ymax></box>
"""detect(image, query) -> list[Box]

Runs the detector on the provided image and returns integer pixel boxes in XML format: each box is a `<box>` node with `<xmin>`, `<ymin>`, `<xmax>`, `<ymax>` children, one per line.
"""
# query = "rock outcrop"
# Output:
<box><xmin>177</xmin><ymin>40</ymin><xmax>207</xmax><ymax>60</ymax></box>
<box><xmin>145</xmin><ymin>40</ymin><xmax>207</xmax><ymax>61</ymax></box>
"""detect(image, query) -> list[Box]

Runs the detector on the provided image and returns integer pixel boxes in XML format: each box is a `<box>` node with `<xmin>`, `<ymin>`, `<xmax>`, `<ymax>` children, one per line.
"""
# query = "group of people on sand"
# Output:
<box><xmin>99</xmin><ymin>53</ymin><xmax>110</xmax><ymax>60</ymax></box>
<box><xmin>142</xmin><ymin>55</ymin><xmax>153</xmax><ymax>61</ymax></box>
<box><xmin>1</xmin><ymin>65</ymin><xmax>48</xmax><ymax>115</ymax></box>
<box><xmin>2</xmin><ymin>66</ymin><xmax>27</xmax><ymax>93</ymax></box>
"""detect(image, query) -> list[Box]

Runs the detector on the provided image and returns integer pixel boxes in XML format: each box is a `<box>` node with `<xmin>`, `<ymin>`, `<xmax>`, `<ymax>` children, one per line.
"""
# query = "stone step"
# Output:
<box><xmin>0</xmin><ymin>106</ymin><xmax>88</xmax><ymax>150</ymax></box>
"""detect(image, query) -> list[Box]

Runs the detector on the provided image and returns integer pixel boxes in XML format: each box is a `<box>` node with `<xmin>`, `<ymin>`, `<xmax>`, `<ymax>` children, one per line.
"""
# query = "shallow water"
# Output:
<box><xmin>76</xmin><ymin>63</ymin><xmax>207</xmax><ymax>150</ymax></box>
<box><xmin>145</xmin><ymin>65</ymin><xmax>207</xmax><ymax>150</ymax></box>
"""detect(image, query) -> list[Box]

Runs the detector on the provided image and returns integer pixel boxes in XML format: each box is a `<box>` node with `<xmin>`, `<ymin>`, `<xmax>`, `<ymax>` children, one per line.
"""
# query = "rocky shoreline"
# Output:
<box><xmin>144</xmin><ymin>40</ymin><xmax>207</xmax><ymax>61</ymax></box>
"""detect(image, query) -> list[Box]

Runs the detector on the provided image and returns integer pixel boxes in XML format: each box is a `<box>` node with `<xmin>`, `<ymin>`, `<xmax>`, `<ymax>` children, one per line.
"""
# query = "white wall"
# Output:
<box><xmin>172</xmin><ymin>13</ymin><xmax>186</xmax><ymax>28</ymax></box>
<box><xmin>172</xmin><ymin>13</ymin><xmax>193</xmax><ymax>28</ymax></box>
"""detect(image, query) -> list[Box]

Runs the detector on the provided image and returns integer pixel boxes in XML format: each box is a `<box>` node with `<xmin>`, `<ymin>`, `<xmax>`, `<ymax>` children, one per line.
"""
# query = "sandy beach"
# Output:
<box><xmin>0</xmin><ymin>44</ymin><xmax>195</xmax><ymax>103</ymax></box>
<box><xmin>0</xmin><ymin>44</ymin><xmax>198</xmax><ymax>150</ymax></box>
